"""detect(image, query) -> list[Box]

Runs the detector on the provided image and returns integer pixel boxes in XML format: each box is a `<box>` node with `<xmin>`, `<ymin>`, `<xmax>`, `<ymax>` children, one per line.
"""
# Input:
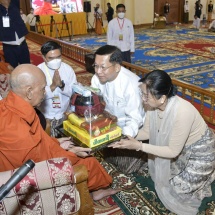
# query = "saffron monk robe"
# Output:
<box><xmin>0</xmin><ymin>64</ymin><xmax>120</xmax><ymax>201</ymax></box>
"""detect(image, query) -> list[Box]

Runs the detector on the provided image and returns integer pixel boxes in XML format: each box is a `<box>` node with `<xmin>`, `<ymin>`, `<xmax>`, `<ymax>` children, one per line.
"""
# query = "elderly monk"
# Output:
<box><xmin>0</xmin><ymin>64</ymin><xmax>119</xmax><ymax>201</ymax></box>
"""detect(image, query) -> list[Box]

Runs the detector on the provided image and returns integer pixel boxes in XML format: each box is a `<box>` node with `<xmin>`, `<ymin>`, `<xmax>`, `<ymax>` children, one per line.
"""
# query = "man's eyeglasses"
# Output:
<box><xmin>92</xmin><ymin>64</ymin><xmax>114</xmax><ymax>71</ymax></box>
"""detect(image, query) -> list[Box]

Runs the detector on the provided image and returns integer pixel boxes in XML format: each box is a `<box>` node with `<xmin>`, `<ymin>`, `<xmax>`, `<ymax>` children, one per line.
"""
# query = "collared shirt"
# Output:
<box><xmin>0</xmin><ymin>0</ymin><xmax>28</xmax><ymax>41</ymax></box>
<box><xmin>37</xmin><ymin>61</ymin><xmax>77</xmax><ymax>120</ymax></box>
<box><xmin>193</xmin><ymin>18</ymin><xmax>200</xmax><ymax>29</ymax></box>
<box><xmin>91</xmin><ymin>66</ymin><xmax>145</xmax><ymax>137</ymax></box>
<box><xmin>107</xmin><ymin>17</ymin><xmax>135</xmax><ymax>52</ymax></box>
<box><xmin>27</xmin><ymin>13</ymin><xmax>36</xmax><ymax>26</ymax></box>
<box><xmin>209</xmin><ymin>20</ymin><xmax>215</xmax><ymax>29</ymax></box>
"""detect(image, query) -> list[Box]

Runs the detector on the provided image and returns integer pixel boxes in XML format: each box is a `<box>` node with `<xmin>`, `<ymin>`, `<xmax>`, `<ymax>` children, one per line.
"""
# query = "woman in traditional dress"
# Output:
<box><xmin>94</xmin><ymin>3</ymin><xmax>103</xmax><ymax>35</ymax></box>
<box><xmin>109</xmin><ymin>70</ymin><xmax>215</xmax><ymax>215</ymax></box>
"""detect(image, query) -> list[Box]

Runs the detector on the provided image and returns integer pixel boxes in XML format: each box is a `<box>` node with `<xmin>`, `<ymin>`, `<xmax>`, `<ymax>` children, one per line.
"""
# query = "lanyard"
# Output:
<box><xmin>44</xmin><ymin>65</ymin><xmax>52</xmax><ymax>85</ymax></box>
<box><xmin>117</xmin><ymin>18</ymin><xmax>124</xmax><ymax>30</ymax></box>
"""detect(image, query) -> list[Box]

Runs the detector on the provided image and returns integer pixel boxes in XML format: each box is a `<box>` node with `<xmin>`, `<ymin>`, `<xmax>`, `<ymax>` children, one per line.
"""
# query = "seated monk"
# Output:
<box><xmin>0</xmin><ymin>64</ymin><xmax>120</xmax><ymax>201</ymax></box>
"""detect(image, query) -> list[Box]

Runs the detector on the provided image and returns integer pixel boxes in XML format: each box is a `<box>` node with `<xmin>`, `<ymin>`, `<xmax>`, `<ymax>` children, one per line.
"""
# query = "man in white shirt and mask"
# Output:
<box><xmin>107</xmin><ymin>4</ymin><xmax>135</xmax><ymax>63</ymax></box>
<box><xmin>38</xmin><ymin>41</ymin><xmax>77</xmax><ymax>137</ymax></box>
<box><xmin>91</xmin><ymin>45</ymin><xmax>146</xmax><ymax>174</ymax></box>
<box><xmin>27</xmin><ymin>8</ymin><xmax>36</xmax><ymax>32</ymax></box>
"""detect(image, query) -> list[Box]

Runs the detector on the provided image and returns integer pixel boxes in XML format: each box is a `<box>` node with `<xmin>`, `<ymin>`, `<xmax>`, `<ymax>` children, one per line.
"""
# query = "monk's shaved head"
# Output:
<box><xmin>10</xmin><ymin>64</ymin><xmax>46</xmax><ymax>107</ymax></box>
<box><xmin>10</xmin><ymin>64</ymin><xmax>45</xmax><ymax>93</ymax></box>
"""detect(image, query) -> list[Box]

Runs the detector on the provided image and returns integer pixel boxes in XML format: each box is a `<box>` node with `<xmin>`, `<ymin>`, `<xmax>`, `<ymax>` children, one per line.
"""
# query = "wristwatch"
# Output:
<box><xmin>59</xmin><ymin>80</ymin><xmax>65</xmax><ymax>89</ymax></box>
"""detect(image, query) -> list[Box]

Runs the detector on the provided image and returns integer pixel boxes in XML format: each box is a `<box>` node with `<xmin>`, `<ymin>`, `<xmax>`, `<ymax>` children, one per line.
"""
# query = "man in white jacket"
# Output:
<box><xmin>91</xmin><ymin>45</ymin><xmax>144</xmax><ymax>137</ymax></box>
<box><xmin>107</xmin><ymin>4</ymin><xmax>134</xmax><ymax>63</ymax></box>
<box><xmin>91</xmin><ymin>45</ymin><xmax>146</xmax><ymax>174</ymax></box>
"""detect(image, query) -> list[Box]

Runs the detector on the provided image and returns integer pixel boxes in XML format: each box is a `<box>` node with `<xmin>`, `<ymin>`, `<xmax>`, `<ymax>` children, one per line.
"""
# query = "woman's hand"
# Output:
<box><xmin>108</xmin><ymin>135</ymin><xmax>142</xmax><ymax>151</ymax></box>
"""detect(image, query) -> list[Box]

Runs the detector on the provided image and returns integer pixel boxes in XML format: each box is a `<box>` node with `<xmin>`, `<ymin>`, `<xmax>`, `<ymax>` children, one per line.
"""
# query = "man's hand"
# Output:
<box><xmin>69</xmin><ymin>146</ymin><xmax>92</xmax><ymax>158</ymax></box>
<box><xmin>58</xmin><ymin>137</ymin><xmax>93</xmax><ymax>157</ymax></box>
<box><xmin>50</xmin><ymin>70</ymin><xmax>62</xmax><ymax>91</ymax></box>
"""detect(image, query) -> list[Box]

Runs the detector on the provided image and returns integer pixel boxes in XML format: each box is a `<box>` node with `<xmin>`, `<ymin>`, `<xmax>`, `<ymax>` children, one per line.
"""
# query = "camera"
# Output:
<box><xmin>35</xmin><ymin>15</ymin><xmax>40</xmax><ymax>22</ymax></box>
<box><xmin>94</xmin><ymin>7</ymin><xmax>98</xmax><ymax>12</ymax></box>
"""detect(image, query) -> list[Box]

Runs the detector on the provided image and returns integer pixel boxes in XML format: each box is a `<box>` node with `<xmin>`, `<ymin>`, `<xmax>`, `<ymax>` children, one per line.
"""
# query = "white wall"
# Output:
<box><xmin>84</xmin><ymin>0</ymin><xmax>212</xmax><ymax>28</ymax></box>
<box><xmin>133</xmin><ymin>0</ymin><xmax>154</xmax><ymax>25</ymax></box>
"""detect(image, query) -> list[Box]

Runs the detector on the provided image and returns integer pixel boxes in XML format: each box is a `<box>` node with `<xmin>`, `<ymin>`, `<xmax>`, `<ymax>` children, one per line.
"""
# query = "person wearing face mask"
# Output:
<box><xmin>107</xmin><ymin>4</ymin><xmax>135</xmax><ymax>63</ymax></box>
<box><xmin>37</xmin><ymin>41</ymin><xmax>77</xmax><ymax>137</ymax></box>
<box><xmin>27</xmin><ymin>8</ymin><xmax>36</xmax><ymax>32</ymax></box>
<box><xmin>20</xmin><ymin>8</ymin><xmax>27</xmax><ymax>24</ymax></box>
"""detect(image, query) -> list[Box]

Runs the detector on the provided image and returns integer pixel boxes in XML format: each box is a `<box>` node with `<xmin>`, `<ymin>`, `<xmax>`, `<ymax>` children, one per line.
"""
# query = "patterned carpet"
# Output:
<box><xmin>96</xmin><ymin>151</ymin><xmax>215</xmax><ymax>215</ymax></box>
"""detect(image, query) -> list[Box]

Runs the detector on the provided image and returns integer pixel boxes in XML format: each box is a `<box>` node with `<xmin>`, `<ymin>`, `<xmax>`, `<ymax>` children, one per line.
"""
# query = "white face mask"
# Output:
<box><xmin>46</xmin><ymin>59</ymin><xmax>62</xmax><ymax>70</ymax></box>
<box><xmin>117</xmin><ymin>12</ymin><xmax>125</xmax><ymax>19</ymax></box>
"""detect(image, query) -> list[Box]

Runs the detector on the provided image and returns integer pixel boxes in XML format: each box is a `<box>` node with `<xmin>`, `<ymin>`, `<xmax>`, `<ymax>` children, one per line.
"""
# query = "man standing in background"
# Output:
<box><xmin>164</xmin><ymin>1</ymin><xmax>170</xmax><ymax>23</ymax></box>
<box><xmin>107</xmin><ymin>4</ymin><xmax>135</xmax><ymax>63</ymax></box>
<box><xmin>184</xmin><ymin>1</ymin><xmax>189</xmax><ymax>24</ymax></box>
<box><xmin>208</xmin><ymin>1</ymin><xmax>213</xmax><ymax>23</ymax></box>
<box><xmin>0</xmin><ymin>0</ymin><xmax>30</xmax><ymax>68</ymax></box>
<box><xmin>195</xmin><ymin>0</ymin><xmax>203</xmax><ymax>19</ymax></box>
<box><xmin>106</xmin><ymin>2</ymin><xmax>114</xmax><ymax>23</ymax></box>
<box><xmin>20</xmin><ymin>8</ymin><xmax>27</xmax><ymax>24</ymax></box>
<box><xmin>27</xmin><ymin>8</ymin><xmax>36</xmax><ymax>32</ymax></box>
